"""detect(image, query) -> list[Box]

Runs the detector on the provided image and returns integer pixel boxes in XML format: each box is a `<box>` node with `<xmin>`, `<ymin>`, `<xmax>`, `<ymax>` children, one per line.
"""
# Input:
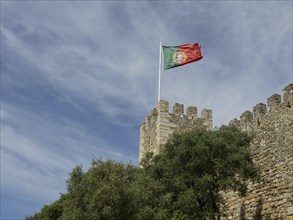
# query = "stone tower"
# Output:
<box><xmin>138</xmin><ymin>84</ymin><xmax>293</xmax><ymax>219</ymax></box>
<box><xmin>139</xmin><ymin>100</ymin><xmax>212</xmax><ymax>163</ymax></box>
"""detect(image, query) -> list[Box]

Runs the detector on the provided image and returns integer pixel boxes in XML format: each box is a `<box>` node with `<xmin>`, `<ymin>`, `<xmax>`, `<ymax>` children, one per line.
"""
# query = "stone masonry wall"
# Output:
<box><xmin>139</xmin><ymin>84</ymin><xmax>292</xmax><ymax>219</ymax></box>
<box><xmin>139</xmin><ymin>100</ymin><xmax>212</xmax><ymax>163</ymax></box>
<box><xmin>224</xmin><ymin>84</ymin><xmax>293</xmax><ymax>220</ymax></box>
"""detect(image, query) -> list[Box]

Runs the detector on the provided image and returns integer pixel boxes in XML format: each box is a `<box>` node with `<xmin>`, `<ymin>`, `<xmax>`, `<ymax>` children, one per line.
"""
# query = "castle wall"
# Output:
<box><xmin>139</xmin><ymin>84</ymin><xmax>293</xmax><ymax>219</ymax></box>
<box><xmin>224</xmin><ymin>84</ymin><xmax>293</xmax><ymax>220</ymax></box>
<box><xmin>139</xmin><ymin>101</ymin><xmax>213</xmax><ymax>163</ymax></box>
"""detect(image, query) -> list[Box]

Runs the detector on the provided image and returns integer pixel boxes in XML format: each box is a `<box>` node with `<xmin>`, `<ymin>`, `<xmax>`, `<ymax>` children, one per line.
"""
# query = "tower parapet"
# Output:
<box><xmin>240</xmin><ymin>111</ymin><xmax>253</xmax><ymax>131</ymax></box>
<box><xmin>187</xmin><ymin>106</ymin><xmax>197</xmax><ymax>119</ymax></box>
<box><xmin>253</xmin><ymin>103</ymin><xmax>267</xmax><ymax>118</ymax></box>
<box><xmin>173</xmin><ymin>103</ymin><xmax>184</xmax><ymax>115</ymax></box>
<box><xmin>283</xmin><ymin>83</ymin><xmax>293</xmax><ymax>108</ymax></box>
<box><xmin>201</xmin><ymin>109</ymin><xmax>213</xmax><ymax>131</ymax></box>
<box><xmin>139</xmin><ymin>100</ymin><xmax>213</xmax><ymax>163</ymax></box>
<box><xmin>229</xmin><ymin>84</ymin><xmax>293</xmax><ymax>131</ymax></box>
<box><xmin>268</xmin><ymin>94</ymin><xmax>281</xmax><ymax>112</ymax></box>
<box><xmin>229</xmin><ymin>118</ymin><xmax>240</xmax><ymax>127</ymax></box>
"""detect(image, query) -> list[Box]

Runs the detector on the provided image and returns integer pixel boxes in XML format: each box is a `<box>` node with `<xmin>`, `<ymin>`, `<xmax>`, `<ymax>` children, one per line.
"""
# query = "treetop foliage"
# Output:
<box><xmin>27</xmin><ymin>126</ymin><xmax>259</xmax><ymax>220</ymax></box>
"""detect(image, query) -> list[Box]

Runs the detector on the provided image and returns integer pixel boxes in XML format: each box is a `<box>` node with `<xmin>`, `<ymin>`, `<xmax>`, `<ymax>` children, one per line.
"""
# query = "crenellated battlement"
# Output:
<box><xmin>229</xmin><ymin>83</ymin><xmax>293</xmax><ymax>131</ymax></box>
<box><xmin>139</xmin><ymin>83</ymin><xmax>293</xmax><ymax>219</ymax></box>
<box><xmin>225</xmin><ymin>83</ymin><xmax>293</xmax><ymax>220</ymax></box>
<box><xmin>283</xmin><ymin>83</ymin><xmax>293</xmax><ymax>107</ymax></box>
<box><xmin>139</xmin><ymin>100</ymin><xmax>212</xmax><ymax>163</ymax></box>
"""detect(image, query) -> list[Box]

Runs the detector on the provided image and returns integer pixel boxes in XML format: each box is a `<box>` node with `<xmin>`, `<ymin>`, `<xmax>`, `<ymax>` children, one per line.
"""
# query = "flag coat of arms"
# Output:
<box><xmin>162</xmin><ymin>43</ymin><xmax>203</xmax><ymax>70</ymax></box>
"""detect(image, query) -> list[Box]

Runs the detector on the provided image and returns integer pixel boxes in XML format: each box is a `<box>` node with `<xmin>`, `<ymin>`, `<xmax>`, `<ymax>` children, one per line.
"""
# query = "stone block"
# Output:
<box><xmin>187</xmin><ymin>106</ymin><xmax>197</xmax><ymax>117</ymax></box>
<box><xmin>173</xmin><ymin>103</ymin><xmax>184</xmax><ymax>114</ymax></box>
<box><xmin>288</xmin><ymin>206</ymin><xmax>293</xmax><ymax>216</ymax></box>
<box><xmin>268</xmin><ymin>94</ymin><xmax>281</xmax><ymax>112</ymax></box>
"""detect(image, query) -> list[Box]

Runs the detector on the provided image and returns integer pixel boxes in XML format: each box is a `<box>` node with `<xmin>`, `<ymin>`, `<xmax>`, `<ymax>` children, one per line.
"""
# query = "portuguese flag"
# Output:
<box><xmin>162</xmin><ymin>43</ymin><xmax>203</xmax><ymax>70</ymax></box>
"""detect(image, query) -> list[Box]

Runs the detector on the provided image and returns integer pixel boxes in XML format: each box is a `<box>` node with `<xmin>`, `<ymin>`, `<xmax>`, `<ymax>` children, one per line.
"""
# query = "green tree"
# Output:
<box><xmin>61</xmin><ymin>165</ymin><xmax>85</xmax><ymax>220</ymax></box>
<box><xmin>27</xmin><ymin>126</ymin><xmax>259</xmax><ymax>220</ymax></box>
<box><xmin>26</xmin><ymin>194</ymin><xmax>67</xmax><ymax>220</ymax></box>
<box><xmin>142</xmin><ymin>126</ymin><xmax>259</xmax><ymax>220</ymax></box>
<box><xmin>62</xmin><ymin>160</ymin><xmax>139</xmax><ymax>220</ymax></box>
<box><xmin>27</xmin><ymin>160</ymin><xmax>164</xmax><ymax>220</ymax></box>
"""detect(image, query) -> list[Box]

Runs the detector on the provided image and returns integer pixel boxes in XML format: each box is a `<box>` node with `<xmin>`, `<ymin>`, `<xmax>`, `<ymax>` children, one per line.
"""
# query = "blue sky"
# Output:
<box><xmin>1</xmin><ymin>1</ymin><xmax>292</xmax><ymax>219</ymax></box>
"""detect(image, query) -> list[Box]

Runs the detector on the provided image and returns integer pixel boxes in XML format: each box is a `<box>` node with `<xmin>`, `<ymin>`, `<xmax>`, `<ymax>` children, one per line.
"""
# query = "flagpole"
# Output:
<box><xmin>158</xmin><ymin>42</ymin><xmax>162</xmax><ymax>102</ymax></box>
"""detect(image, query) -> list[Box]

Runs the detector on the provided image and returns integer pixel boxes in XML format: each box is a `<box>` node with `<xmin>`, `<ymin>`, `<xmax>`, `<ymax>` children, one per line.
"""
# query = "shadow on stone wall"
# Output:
<box><xmin>254</xmin><ymin>197</ymin><xmax>263</xmax><ymax>220</ymax></box>
<box><xmin>239</xmin><ymin>197</ymin><xmax>263</xmax><ymax>220</ymax></box>
<box><xmin>239</xmin><ymin>201</ymin><xmax>247</xmax><ymax>220</ymax></box>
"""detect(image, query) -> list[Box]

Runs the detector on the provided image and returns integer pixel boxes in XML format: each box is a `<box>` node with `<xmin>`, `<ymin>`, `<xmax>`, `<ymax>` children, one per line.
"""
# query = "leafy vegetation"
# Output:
<box><xmin>27</xmin><ymin>126</ymin><xmax>259</xmax><ymax>220</ymax></box>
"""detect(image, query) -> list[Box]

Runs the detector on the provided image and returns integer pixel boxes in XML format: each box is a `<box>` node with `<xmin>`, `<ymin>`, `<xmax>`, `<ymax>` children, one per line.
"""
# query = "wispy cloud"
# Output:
<box><xmin>1</xmin><ymin>1</ymin><xmax>291</xmax><ymax>218</ymax></box>
<box><xmin>2</xmin><ymin>1</ymin><xmax>156</xmax><ymax>122</ymax></box>
<box><xmin>161</xmin><ymin>1</ymin><xmax>292</xmax><ymax>125</ymax></box>
<box><xmin>1</xmin><ymin>101</ymin><xmax>135</xmax><ymax>217</ymax></box>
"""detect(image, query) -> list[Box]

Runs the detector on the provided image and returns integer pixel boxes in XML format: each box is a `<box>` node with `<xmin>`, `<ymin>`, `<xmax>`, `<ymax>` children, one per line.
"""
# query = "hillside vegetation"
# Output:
<box><xmin>27</xmin><ymin>126</ymin><xmax>259</xmax><ymax>220</ymax></box>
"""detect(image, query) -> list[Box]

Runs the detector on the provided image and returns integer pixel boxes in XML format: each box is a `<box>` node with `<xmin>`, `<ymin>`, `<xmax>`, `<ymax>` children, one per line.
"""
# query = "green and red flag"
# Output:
<box><xmin>162</xmin><ymin>43</ymin><xmax>203</xmax><ymax>70</ymax></box>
